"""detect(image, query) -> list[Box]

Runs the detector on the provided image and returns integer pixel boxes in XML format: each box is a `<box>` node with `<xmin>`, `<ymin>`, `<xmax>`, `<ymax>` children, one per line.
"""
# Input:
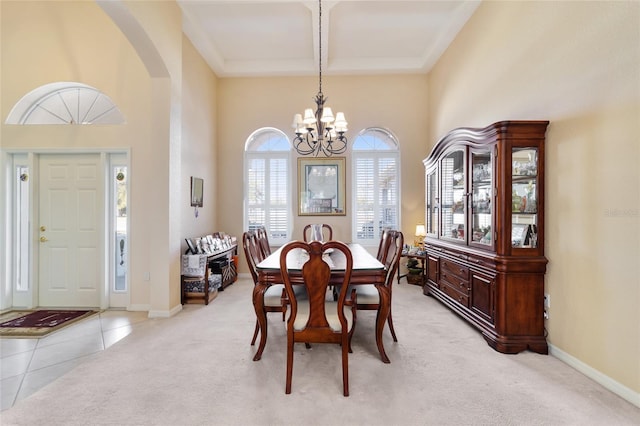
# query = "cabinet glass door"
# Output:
<box><xmin>425</xmin><ymin>168</ymin><xmax>438</xmax><ymax>235</ymax></box>
<box><xmin>440</xmin><ymin>149</ymin><xmax>465</xmax><ymax>241</ymax></box>
<box><xmin>470</xmin><ymin>149</ymin><xmax>493</xmax><ymax>247</ymax></box>
<box><xmin>511</xmin><ymin>148</ymin><xmax>539</xmax><ymax>248</ymax></box>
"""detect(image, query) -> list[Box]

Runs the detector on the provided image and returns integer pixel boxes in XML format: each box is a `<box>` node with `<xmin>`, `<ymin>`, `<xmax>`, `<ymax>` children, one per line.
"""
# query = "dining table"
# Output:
<box><xmin>254</xmin><ymin>242</ymin><xmax>392</xmax><ymax>362</ymax></box>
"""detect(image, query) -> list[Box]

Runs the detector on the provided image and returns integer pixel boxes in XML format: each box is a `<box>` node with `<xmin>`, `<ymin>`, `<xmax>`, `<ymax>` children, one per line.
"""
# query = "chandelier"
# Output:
<box><xmin>292</xmin><ymin>0</ymin><xmax>348</xmax><ymax>157</ymax></box>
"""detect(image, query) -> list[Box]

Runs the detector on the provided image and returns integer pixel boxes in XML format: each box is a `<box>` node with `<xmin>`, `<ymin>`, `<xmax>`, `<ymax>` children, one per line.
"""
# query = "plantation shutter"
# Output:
<box><xmin>267</xmin><ymin>158</ymin><xmax>288</xmax><ymax>242</ymax></box>
<box><xmin>247</xmin><ymin>158</ymin><xmax>266</xmax><ymax>231</ymax></box>
<box><xmin>355</xmin><ymin>158</ymin><xmax>375</xmax><ymax>240</ymax></box>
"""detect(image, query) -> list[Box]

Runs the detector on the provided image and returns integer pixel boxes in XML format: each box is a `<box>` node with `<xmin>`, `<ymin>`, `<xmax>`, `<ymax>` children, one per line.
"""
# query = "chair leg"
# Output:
<box><xmin>348</xmin><ymin>310</ymin><xmax>356</xmax><ymax>353</ymax></box>
<box><xmin>251</xmin><ymin>319</ymin><xmax>260</xmax><ymax>345</ymax></box>
<box><xmin>387</xmin><ymin>308</ymin><xmax>398</xmax><ymax>342</ymax></box>
<box><xmin>342</xmin><ymin>335</ymin><xmax>350</xmax><ymax>397</ymax></box>
<box><xmin>286</xmin><ymin>337</ymin><xmax>294</xmax><ymax>394</ymax></box>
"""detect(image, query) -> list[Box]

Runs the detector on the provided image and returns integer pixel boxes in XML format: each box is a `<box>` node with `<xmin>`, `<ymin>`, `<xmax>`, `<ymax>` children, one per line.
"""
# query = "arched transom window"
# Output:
<box><xmin>5</xmin><ymin>82</ymin><xmax>125</xmax><ymax>125</ymax></box>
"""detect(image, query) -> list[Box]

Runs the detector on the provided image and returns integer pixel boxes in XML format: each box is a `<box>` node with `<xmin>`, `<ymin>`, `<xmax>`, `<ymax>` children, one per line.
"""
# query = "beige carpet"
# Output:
<box><xmin>1</xmin><ymin>278</ymin><xmax>638</xmax><ymax>426</ymax></box>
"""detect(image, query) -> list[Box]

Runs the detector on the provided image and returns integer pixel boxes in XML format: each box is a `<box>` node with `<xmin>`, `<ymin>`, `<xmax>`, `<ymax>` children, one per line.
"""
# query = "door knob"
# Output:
<box><xmin>40</xmin><ymin>226</ymin><xmax>46</xmax><ymax>232</ymax></box>
<box><xmin>40</xmin><ymin>236</ymin><xmax>48</xmax><ymax>243</ymax></box>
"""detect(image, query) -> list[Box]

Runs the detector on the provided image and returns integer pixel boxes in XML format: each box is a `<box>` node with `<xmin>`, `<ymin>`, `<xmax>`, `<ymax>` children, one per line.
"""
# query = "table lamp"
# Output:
<box><xmin>415</xmin><ymin>223</ymin><xmax>426</xmax><ymax>247</ymax></box>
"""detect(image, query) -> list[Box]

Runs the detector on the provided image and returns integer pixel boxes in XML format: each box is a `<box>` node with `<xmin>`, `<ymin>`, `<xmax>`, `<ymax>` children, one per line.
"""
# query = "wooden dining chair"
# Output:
<box><xmin>279</xmin><ymin>240</ymin><xmax>357</xmax><ymax>396</ymax></box>
<box><xmin>243</xmin><ymin>231</ymin><xmax>286</xmax><ymax>361</ymax></box>
<box><xmin>348</xmin><ymin>230</ymin><xmax>404</xmax><ymax>363</ymax></box>
<box><xmin>303</xmin><ymin>223</ymin><xmax>333</xmax><ymax>242</ymax></box>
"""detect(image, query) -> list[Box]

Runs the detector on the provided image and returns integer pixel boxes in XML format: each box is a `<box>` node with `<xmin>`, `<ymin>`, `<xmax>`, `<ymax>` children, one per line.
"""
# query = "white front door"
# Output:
<box><xmin>38</xmin><ymin>154</ymin><xmax>103</xmax><ymax>307</ymax></box>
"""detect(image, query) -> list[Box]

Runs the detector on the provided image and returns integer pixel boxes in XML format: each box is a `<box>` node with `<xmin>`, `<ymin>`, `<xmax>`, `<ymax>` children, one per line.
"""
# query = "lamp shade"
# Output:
<box><xmin>320</xmin><ymin>107</ymin><xmax>334</xmax><ymax>123</ymax></box>
<box><xmin>334</xmin><ymin>112</ymin><xmax>348</xmax><ymax>131</ymax></box>
<box><xmin>303</xmin><ymin>108</ymin><xmax>316</xmax><ymax>125</ymax></box>
<box><xmin>415</xmin><ymin>224</ymin><xmax>426</xmax><ymax>237</ymax></box>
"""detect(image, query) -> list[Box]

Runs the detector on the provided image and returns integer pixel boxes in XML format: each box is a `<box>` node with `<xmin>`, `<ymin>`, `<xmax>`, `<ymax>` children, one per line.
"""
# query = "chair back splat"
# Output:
<box><xmin>256</xmin><ymin>226</ymin><xmax>272</xmax><ymax>258</ymax></box>
<box><xmin>303</xmin><ymin>223</ymin><xmax>333</xmax><ymax>242</ymax></box>
<box><xmin>279</xmin><ymin>240</ymin><xmax>356</xmax><ymax>396</ymax></box>
<box><xmin>376</xmin><ymin>229</ymin><xmax>392</xmax><ymax>262</ymax></box>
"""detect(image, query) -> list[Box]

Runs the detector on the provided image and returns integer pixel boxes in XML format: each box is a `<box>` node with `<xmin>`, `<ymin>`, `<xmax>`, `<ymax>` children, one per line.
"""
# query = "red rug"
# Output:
<box><xmin>0</xmin><ymin>310</ymin><xmax>98</xmax><ymax>338</ymax></box>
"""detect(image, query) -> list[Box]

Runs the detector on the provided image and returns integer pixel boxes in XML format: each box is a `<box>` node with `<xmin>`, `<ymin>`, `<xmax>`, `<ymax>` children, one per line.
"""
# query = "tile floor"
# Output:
<box><xmin>0</xmin><ymin>310</ymin><xmax>150</xmax><ymax>411</ymax></box>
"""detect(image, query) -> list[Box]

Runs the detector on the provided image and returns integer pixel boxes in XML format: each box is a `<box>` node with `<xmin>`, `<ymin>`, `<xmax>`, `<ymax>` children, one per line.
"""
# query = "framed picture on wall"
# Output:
<box><xmin>298</xmin><ymin>157</ymin><xmax>346</xmax><ymax>216</ymax></box>
<box><xmin>191</xmin><ymin>177</ymin><xmax>204</xmax><ymax>207</ymax></box>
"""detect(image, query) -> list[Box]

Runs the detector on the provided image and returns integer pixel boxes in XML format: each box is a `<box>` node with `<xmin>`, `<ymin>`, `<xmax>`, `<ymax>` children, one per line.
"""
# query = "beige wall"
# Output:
<box><xmin>181</xmin><ymin>35</ymin><xmax>219</xmax><ymax>244</ymax></box>
<box><xmin>428</xmin><ymin>1</ymin><xmax>639</xmax><ymax>395</ymax></box>
<box><xmin>217</xmin><ymin>74</ymin><xmax>429</xmax><ymax>261</ymax></box>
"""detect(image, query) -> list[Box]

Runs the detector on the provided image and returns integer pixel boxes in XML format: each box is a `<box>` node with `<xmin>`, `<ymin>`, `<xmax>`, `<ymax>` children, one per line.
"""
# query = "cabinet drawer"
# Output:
<box><xmin>427</xmin><ymin>256</ymin><xmax>439</xmax><ymax>283</ymax></box>
<box><xmin>441</xmin><ymin>274</ymin><xmax>470</xmax><ymax>294</ymax></box>
<box><xmin>441</xmin><ymin>258</ymin><xmax>469</xmax><ymax>280</ymax></box>
<box><xmin>440</xmin><ymin>282</ymin><xmax>469</xmax><ymax>307</ymax></box>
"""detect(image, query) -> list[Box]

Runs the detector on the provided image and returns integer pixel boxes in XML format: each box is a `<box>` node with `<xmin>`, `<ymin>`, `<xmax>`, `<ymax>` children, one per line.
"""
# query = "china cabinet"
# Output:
<box><xmin>423</xmin><ymin>121</ymin><xmax>549</xmax><ymax>354</ymax></box>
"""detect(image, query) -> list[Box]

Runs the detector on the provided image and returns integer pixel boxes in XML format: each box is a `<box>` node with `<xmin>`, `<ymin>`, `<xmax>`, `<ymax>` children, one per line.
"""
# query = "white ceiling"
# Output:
<box><xmin>178</xmin><ymin>0</ymin><xmax>481</xmax><ymax>77</ymax></box>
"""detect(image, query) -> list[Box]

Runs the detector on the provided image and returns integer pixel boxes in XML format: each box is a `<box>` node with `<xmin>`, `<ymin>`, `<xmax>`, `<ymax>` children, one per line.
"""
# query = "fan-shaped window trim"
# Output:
<box><xmin>245</xmin><ymin>127</ymin><xmax>291</xmax><ymax>152</ymax></box>
<box><xmin>5</xmin><ymin>82</ymin><xmax>125</xmax><ymax>125</ymax></box>
<box><xmin>352</xmin><ymin>127</ymin><xmax>399</xmax><ymax>151</ymax></box>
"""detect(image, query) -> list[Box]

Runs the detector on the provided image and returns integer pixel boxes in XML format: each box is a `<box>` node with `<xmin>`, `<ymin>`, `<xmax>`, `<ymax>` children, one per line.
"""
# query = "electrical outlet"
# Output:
<box><xmin>544</xmin><ymin>293</ymin><xmax>550</xmax><ymax>308</ymax></box>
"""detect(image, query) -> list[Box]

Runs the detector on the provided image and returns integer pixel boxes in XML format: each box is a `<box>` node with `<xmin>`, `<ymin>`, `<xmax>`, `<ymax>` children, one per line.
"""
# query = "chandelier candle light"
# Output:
<box><xmin>292</xmin><ymin>0</ymin><xmax>348</xmax><ymax>157</ymax></box>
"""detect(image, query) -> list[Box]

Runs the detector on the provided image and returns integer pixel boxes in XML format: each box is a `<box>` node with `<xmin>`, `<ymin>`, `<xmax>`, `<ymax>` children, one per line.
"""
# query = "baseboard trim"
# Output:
<box><xmin>549</xmin><ymin>343</ymin><xmax>639</xmax><ymax>408</ymax></box>
<box><xmin>147</xmin><ymin>303</ymin><xmax>182</xmax><ymax>318</ymax></box>
<box><xmin>127</xmin><ymin>304</ymin><xmax>151</xmax><ymax>312</ymax></box>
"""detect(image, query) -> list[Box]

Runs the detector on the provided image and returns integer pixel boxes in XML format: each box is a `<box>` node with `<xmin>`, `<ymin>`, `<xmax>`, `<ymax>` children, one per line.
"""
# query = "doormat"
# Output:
<box><xmin>0</xmin><ymin>309</ymin><xmax>99</xmax><ymax>338</ymax></box>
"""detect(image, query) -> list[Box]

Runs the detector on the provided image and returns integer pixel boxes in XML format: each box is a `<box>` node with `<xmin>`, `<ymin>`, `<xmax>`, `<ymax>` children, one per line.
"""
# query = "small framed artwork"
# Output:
<box><xmin>201</xmin><ymin>238</ymin><xmax>212</xmax><ymax>254</ymax></box>
<box><xmin>191</xmin><ymin>177</ymin><xmax>204</xmax><ymax>207</ymax></box>
<box><xmin>185</xmin><ymin>238</ymin><xmax>197</xmax><ymax>254</ymax></box>
<box><xmin>511</xmin><ymin>224</ymin><xmax>527</xmax><ymax>247</ymax></box>
<box><xmin>195</xmin><ymin>237</ymin><xmax>204</xmax><ymax>254</ymax></box>
<box><xmin>298</xmin><ymin>157</ymin><xmax>346</xmax><ymax>216</ymax></box>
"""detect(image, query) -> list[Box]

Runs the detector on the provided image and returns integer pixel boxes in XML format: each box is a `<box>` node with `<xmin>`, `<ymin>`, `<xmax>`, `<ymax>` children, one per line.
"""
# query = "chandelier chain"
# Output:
<box><xmin>291</xmin><ymin>0</ymin><xmax>348</xmax><ymax>157</ymax></box>
<box><xmin>318</xmin><ymin>0</ymin><xmax>322</xmax><ymax>95</ymax></box>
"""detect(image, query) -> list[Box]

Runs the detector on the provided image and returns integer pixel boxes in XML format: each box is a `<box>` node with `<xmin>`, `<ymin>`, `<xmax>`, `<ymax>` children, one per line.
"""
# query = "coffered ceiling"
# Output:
<box><xmin>178</xmin><ymin>1</ymin><xmax>481</xmax><ymax>77</ymax></box>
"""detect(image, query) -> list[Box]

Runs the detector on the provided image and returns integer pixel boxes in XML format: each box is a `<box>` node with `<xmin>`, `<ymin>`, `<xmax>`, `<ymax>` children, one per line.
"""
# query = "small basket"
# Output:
<box><xmin>181</xmin><ymin>255</ymin><xmax>207</xmax><ymax>277</ymax></box>
<box><xmin>406</xmin><ymin>274</ymin><xmax>424</xmax><ymax>285</ymax></box>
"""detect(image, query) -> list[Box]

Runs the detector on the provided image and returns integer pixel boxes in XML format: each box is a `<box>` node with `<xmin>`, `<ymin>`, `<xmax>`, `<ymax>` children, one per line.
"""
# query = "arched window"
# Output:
<box><xmin>244</xmin><ymin>128</ymin><xmax>292</xmax><ymax>245</ymax></box>
<box><xmin>5</xmin><ymin>82</ymin><xmax>125</xmax><ymax>125</ymax></box>
<box><xmin>351</xmin><ymin>127</ymin><xmax>401</xmax><ymax>244</ymax></box>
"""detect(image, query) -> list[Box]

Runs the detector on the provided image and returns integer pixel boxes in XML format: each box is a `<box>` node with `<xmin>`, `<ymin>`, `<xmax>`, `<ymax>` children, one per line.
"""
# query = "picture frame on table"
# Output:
<box><xmin>185</xmin><ymin>238</ymin><xmax>198</xmax><ymax>254</ymax></box>
<box><xmin>511</xmin><ymin>224</ymin><xmax>528</xmax><ymax>247</ymax></box>
<box><xmin>195</xmin><ymin>237</ymin><xmax>204</xmax><ymax>254</ymax></box>
<box><xmin>201</xmin><ymin>238</ymin><xmax>212</xmax><ymax>254</ymax></box>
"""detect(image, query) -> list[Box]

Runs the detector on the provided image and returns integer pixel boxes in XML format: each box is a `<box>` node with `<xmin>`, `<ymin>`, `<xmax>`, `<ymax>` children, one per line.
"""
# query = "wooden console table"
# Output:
<box><xmin>397</xmin><ymin>251</ymin><xmax>426</xmax><ymax>285</ymax></box>
<box><xmin>181</xmin><ymin>244</ymin><xmax>237</xmax><ymax>305</ymax></box>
